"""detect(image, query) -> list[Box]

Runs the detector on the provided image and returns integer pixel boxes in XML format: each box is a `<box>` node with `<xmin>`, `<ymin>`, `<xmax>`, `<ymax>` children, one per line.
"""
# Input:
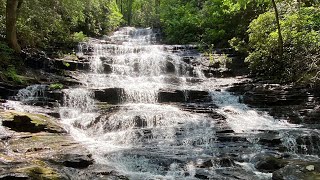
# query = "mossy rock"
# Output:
<box><xmin>272</xmin><ymin>162</ymin><xmax>320</xmax><ymax>180</ymax></box>
<box><xmin>0</xmin><ymin>111</ymin><xmax>65</xmax><ymax>133</ymax></box>
<box><xmin>17</xmin><ymin>163</ymin><xmax>61</xmax><ymax>180</ymax></box>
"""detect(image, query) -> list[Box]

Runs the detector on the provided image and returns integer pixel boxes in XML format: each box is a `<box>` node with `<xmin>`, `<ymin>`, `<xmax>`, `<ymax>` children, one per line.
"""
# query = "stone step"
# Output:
<box><xmin>93</xmin><ymin>88</ymin><xmax>125</xmax><ymax>104</ymax></box>
<box><xmin>158</xmin><ymin>89</ymin><xmax>211</xmax><ymax>103</ymax></box>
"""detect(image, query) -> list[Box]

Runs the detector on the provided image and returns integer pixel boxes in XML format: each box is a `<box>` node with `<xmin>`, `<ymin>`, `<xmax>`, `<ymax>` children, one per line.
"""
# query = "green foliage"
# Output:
<box><xmin>62</xmin><ymin>62</ymin><xmax>70</xmax><ymax>67</ymax></box>
<box><xmin>0</xmin><ymin>42</ymin><xmax>15</xmax><ymax>67</ymax></box>
<box><xmin>246</xmin><ymin>5</ymin><xmax>320</xmax><ymax>85</ymax></box>
<box><xmin>0</xmin><ymin>0</ymin><xmax>5</xmax><ymax>37</ymax></box>
<box><xmin>4</xmin><ymin>65</ymin><xmax>24</xmax><ymax>84</ymax></box>
<box><xmin>72</xmin><ymin>32</ymin><xmax>88</xmax><ymax>43</ymax></box>
<box><xmin>0</xmin><ymin>0</ymin><xmax>122</xmax><ymax>49</ymax></box>
<box><xmin>0</xmin><ymin>41</ymin><xmax>25</xmax><ymax>83</ymax></box>
<box><xmin>49</xmin><ymin>83</ymin><xmax>64</xmax><ymax>90</ymax></box>
<box><xmin>159</xmin><ymin>0</ymin><xmax>268</xmax><ymax>45</ymax></box>
<box><xmin>160</xmin><ymin>1</ymin><xmax>202</xmax><ymax>44</ymax></box>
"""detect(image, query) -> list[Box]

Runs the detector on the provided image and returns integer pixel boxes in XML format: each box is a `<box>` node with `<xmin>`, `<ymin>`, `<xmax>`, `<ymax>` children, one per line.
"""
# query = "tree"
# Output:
<box><xmin>6</xmin><ymin>0</ymin><xmax>23</xmax><ymax>53</ymax></box>
<box><xmin>271</xmin><ymin>0</ymin><xmax>283</xmax><ymax>57</ymax></box>
<box><xmin>127</xmin><ymin>0</ymin><xmax>134</xmax><ymax>25</ymax></box>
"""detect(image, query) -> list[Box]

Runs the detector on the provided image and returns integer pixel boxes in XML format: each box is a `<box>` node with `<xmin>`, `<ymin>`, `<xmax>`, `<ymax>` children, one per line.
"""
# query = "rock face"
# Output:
<box><xmin>93</xmin><ymin>88</ymin><xmax>125</xmax><ymax>104</ymax></box>
<box><xmin>158</xmin><ymin>89</ymin><xmax>210</xmax><ymax>103</ymax></box>
<box><xmin>0</xmin><ymin>109</ymin><xmax>119</xmax><ymax>180</ymax></box>
<box><xmin>53</xmin><ymin>154</ymin><xmax>94</xmax><ymax>169</ymax></box>
<box><xmin>0</xmin><ymin>82</ymin><xmax>26</xmax><ymax>100</ymax></box>
<box><xmin>228</xmin><ymin>82</ymin><xmax>320</xmax><ymax>124</ymax></box>
<box><xmin>272</xmin><ymin>162</ymin><xmax>320</xmax><ymax>180</ymax></box>
<box><xmin>255</xmin><ymin>156</ymin><xmax>287</xmax><ymax>173</ymax></box>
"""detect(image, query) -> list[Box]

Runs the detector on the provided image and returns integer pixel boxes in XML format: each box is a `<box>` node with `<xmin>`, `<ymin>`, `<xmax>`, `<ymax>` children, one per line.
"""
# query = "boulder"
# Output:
<box><xmin>165</xmin><ymin>61</ymin><xmax>176</xmax><ymax>74</ymax></box>
<box><xmin>55</xmin><ymin>154</ymin><xmax>94</xmax><ymax>169</ymax></box>
<box><xmin>256</xmin><ymin>157</ymin><xmax>287</xmax><ymax>173</ymax></box>
<box><xmin>185</xmin><ymin>90</ymin><xmax>209</xmax><ymax>102</ymax></box>
<box><xmin>94</xmin><ymin>88</ymin><xmax>125</xmax><ymax>104</ymax></box>
<box><xmin>272</xmin><ymin>162</ymin><xmax>320</xmax><ymax>180</ymax></box>
<box><xmin>103</xmin><ymin>64</ymin><xmax>112</xmax><ymax>74</ymax></box>
<box><xmin>158</xmin><ymin>90</ymin><xmax>185</xmax><ymax>103</ymax></box>
<box><xmin>0</xmin><ymin>111</ymin><xmax>65</xmax><ymax>133</ymax></box>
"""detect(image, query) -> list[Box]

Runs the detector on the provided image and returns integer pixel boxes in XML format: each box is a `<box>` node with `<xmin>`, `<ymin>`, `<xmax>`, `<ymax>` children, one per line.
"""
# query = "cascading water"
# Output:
<box><xmin>59</xmin><ymin>27</ymin><xmax>320</xmax><ymax>179</ymax></box>
<box><xmin>15</xmin><ymin>84</ymin><xmax>47</xmax><ymax>105</ymax></box>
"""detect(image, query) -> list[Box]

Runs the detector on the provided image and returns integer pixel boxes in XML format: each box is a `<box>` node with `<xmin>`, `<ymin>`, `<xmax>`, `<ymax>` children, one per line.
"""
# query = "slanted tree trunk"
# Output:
<box><xmin>271</xmin><ymin>0</ymin><xmax>283</xmax><ymax>58</ymax></box>
<box><xmin>6</xmin><ymin>0</ymin><xmax>22</xmax><ymax>53</ymax></box>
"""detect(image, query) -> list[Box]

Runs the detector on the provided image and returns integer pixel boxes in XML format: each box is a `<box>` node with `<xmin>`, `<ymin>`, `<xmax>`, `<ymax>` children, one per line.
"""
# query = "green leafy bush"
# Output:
<box><xmin>4</xmin><ymin>65</ymin><xmax>24</xmax><ymax>84</ymax></box>
<box><xmin>246</xmin><ymin>6</ymin><xmax>320</xmax><ymax>85</ymax></box>
<box><xmin>72</xmin><ymin>32</ymin><xmax>88</xmax><ymax>43</ymax></box>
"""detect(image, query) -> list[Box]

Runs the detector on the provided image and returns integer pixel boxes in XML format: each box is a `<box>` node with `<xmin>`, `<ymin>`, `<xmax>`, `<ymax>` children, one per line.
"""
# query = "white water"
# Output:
<box><xmin>56</xmin><ymin>27</ymin><xmax>304</xmax><ymax>179</ymax></box>
<box><xmin>15</xmin><ymin>84</ymin><xmax>47</xmax><ymax>104</ymax></box>
<box><xmin>2</xmin><ymin>27</ymin><xmax>316</xmax><ymax>179</ymax></box>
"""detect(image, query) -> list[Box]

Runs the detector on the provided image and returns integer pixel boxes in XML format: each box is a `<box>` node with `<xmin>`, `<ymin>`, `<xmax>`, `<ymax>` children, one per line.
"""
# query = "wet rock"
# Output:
<box><xmin>296</xmin><ymin>134</ymin><xmax>320</xmax><ymax>155</ymax></box>
<box><xmin>158</xmin><ymin>89</ymin><xmax>185</xmax><ymax>103</ymax></box>
<box><xmin>133</xmin><ymin>63</ymin><xmax>139</xmax><ymax>72</ymax></box>
<box><xmin>18</xmin><ymin>165</ymin><xmax>63</xmax><ymax>180</ymax></box>
<box><xmin>194</xmin><ymin>174</ymin><xmax>209</xmax><ymax>179</ymax></box>
<box><xmin>228</xmin><ymin>82</ymin><xmax>320</xmax><ymax>124</ymax></box>
<box><xmin>158</xmin><ymin>89</ymin><xmax>210</xmax><ymax>103</ymax></box>
<box><xmin>94</xmin><ymin>88</ymin><xmax>125</xmax><ymax>104</ymax></box>
<box><xmin>257</xmin><ymin>131</ymin><xmax>282</xmax><ymax>147</ymax></box>
<box><xmin>103</xmin><ymin>64</ymin><xmax>112</xmax><ymax>74</ymax></box>
<box><xmin>252</xmin><ymin>154</ymin><xmax>288</xmax><ymax>173</ymax></box>
<box><xmin>163</xmin><ymin>76</ymin><xmax>181</xmax><ymax>85</ymax></box>
<box><xmin>0</xmin><ymin>111</ymin><xmax>65</xmax><ymax>133</ymax></box>
<box><xmin>0</xmin><ymin>87</ymin><xmax>15</xmax><ymax>100</ymax></box>
<box><xmin>216</xmin><ymin>134</ymin><xmax>247</xmax><ymax>142</ymax></box>
<box><xmin>56</xmin><ymin>154</ymin><xmax>94</xmax><ymax>169</ymax></box>
<box><xmin>46</xmin><ymin>90</ymin><xmax>64</xmax><ymax>103</ymax></box>
<box><xmin>256</xmin><ymin>157</ymin><xmax>287</xmax><ymax>173</ymax></box>
<box><xmin>3</xmin><ymin>115</ymin><xmax>47</xmax><ymax>133</ymax></box>
<box><xmin>134</xmin><ymin>116</ymin><xmax>147</xmax><ymax>128</ymax></box>
<box><xmin>203</xmin><ymin>68</ymin><xmax>234</xmax><ymax>78</ymax></box>
<box><xmin>46</xmin><ymin>112</ymin><xmax>61</xmax><ymax>119</ymax></box>
<box><xmin>0</xmin><ymin>82</ymin><xmax>25</xmax><ymax>99</ymax></box>
<box><xmin>185</xmin><ymin>77</ymin><xmax>204</xmax><ymax>84</ymax></box>
<box><xmin>166</xmin><ymin>61</ymin><xmax>176</xmax><ymax>74</ymax></box>
<box><xmin>0</xmin><ymin>174</ymin><xmax>28</xmax><ymax>180</ymax></box>
<box><xmin>197</xmin><ymin>160</ymin><xmax>213</xmax><ymax>168</ymax></box>
<box><xmin>209</xmin><ymin>112</ymin><xmax>226</xmax><ymax>120</ymax></box>
<box><xmin>272</xmin><ymin>162</ymin><xmax>320</xmax><ymax>180</ymax></box>
<box><xmin>216</xmin><ymin>157</ymin><xmax>235</xmax><ymax>167</ymax></box>
<box><xmin>186</xmin><ymin>90</ymin><xmax>210</xmax><ymax>102</ymax></box>
<box><xmin>89</xmin><ymin>165</ymin><xmax>129</xmax><ymax>180</ymax></box>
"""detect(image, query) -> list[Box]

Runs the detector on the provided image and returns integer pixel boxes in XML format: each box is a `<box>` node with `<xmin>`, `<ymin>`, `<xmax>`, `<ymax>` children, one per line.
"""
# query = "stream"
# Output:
<box><xmin>4</xmin><ymin>27</ymin><xmax>320</xmax><ymax>179</ymax></box>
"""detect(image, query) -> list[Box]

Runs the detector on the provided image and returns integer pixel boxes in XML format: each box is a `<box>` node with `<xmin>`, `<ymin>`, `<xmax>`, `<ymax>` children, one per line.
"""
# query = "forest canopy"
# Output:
<box><xmin>0</xmin><ymin>0</ymin><xmax>319</xmax><ymax>86</ymax></box>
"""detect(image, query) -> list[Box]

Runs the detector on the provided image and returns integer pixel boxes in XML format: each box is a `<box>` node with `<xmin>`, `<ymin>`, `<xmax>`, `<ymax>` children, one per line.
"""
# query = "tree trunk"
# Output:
<box><xmin>6</xmin><ymin>0</ymin><xmax>22</xmax><ymax>53</ymax></box>
<box><xmin>127</xmin><ymin>0</ymin><xmax>134</xmax><ymax>26</ymax></box>
<box><xmin>271</xmin><ymin>0</ymin><xmax>283</xmax><ymax>58</ymax></box>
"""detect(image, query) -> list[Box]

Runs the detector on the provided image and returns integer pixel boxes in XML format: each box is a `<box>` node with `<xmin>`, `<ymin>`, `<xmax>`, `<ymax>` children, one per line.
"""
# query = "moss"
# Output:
<box><xmin>17</xmin><ymin>164</ymin><xmax>61</xmax><ymax>180</ymax></box>
<box><xmin>306</xmin><ymin>172</ymin><xmax>320</xmax><ymax>180</ymax></box>
<box><xmin>49</xmin><ymin>83</ymin><xmax>64</xmax><ymax>90</ymax></box>
<box><xmin>0</xmin><ymin>111</ymin><xmax>65</xmax><ymax>133</ymax></box>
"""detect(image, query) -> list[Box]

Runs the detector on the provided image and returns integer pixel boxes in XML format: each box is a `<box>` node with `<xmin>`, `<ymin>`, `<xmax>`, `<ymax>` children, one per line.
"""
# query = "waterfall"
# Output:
<box><xmin>15</xmin><ymin>84</ymin><xmax>47</xmax><ymax>105</ymax></box>
<box><xmin>58</xmin><ymin>27</ymin><xmax>320</xmax><ymax>179</ymax></box>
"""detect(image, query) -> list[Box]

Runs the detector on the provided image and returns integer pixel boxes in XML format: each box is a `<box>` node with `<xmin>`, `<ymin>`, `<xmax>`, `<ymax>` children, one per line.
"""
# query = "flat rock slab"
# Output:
<box><xmin>0</xmin><ymin>111</ymin><xmax>65</xmax><ymax>133</ymax></box>
<box><xmin>52</xmin><ymin>154</ymin><xmax>94</xmax><ymax>169</ymax></box>
<box><xmin>158</xmin><ymin>89</ymin><xmax>210</xmax><ymax>103</ymax></box>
